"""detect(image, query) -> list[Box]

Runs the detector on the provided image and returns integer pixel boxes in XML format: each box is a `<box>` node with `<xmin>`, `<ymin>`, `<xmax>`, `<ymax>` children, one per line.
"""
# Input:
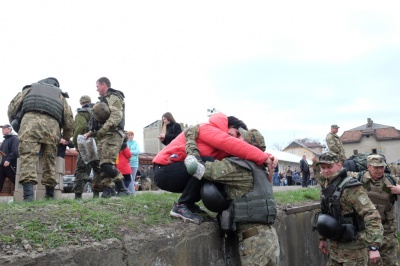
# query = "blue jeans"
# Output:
<box><xmin>128</xmin><ymin>167</ymin><xmax>138</xmax><ymax>194</ymax></box>
<box><xmin>273</xmin><ymin>172</ymin><xmax>279</xmax><ymax>186</ymax></box>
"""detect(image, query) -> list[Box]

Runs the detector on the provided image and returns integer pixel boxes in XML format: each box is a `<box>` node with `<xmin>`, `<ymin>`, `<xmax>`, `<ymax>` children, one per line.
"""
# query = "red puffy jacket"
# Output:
<box><xmin>153</xmin><ymin>112</ymin><xmax>271</xmax><ymax>166</ymax></box>
<box><xmin>116</xmin><ymin>146</ymin><xmax>132</xmax><ymax>175</ymax></box>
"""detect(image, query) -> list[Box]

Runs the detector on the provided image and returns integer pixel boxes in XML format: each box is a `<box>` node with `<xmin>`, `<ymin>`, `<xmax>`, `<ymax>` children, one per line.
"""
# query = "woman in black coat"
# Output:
<box><xmin>158</xmin><ymin>112</ymin><xmax>182</xmax><ymax>146</ymax></box>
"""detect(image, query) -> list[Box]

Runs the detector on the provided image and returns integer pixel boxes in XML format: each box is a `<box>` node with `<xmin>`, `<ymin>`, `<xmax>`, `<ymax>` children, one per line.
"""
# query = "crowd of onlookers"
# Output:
<box><xmin>273</xmin><ymin>166</ymin><xmax>316</xmax><ymax>186</ymax></box>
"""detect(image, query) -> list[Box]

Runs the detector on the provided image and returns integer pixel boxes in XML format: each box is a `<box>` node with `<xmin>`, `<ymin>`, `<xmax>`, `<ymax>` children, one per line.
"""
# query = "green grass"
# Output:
<box><xmin>0</xmin><ymin>189</ymin><xmax>322</xmax><ymax>250</ymax></box>
<box><xmin>273</xmin><ymin>187</ymin><xmax>320</xmax><ymax>204</ymax></box>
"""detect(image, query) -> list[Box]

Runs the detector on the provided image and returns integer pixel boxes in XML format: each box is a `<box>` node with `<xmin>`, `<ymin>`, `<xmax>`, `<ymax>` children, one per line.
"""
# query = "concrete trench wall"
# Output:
<box><xmin>1</xmin><ymin>204</ymin><xmax>332</xmax><ymax>266</ymax></box>
<box><xmin>4</xmin><ymin>201</ymin><xmax>399</xmax><ymax>265</ymax></box>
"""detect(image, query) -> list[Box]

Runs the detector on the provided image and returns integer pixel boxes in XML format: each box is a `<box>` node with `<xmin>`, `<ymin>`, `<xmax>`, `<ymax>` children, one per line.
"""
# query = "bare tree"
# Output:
<box><xmin>294</xmin><ymin>137</ymin><xmax>320</xmax><ymax>144</ymax></box>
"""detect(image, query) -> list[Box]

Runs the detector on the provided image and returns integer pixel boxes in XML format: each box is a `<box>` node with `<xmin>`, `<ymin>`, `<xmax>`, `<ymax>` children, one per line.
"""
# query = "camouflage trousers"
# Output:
<box><xmin>97</xmin><ymin>131</ymin><xmax>123</xmax><ymax>187</ymax></box>
<box><xmin>72</xmin><ymin>153</ymin><xmax>103</xmax><ymax>193</ymax></box>
<box><xmin>371</xmin><ymin>221</ymin><xmax>399</xmax><ymax>266</ymax></box>
<box><xmin>236</xmin><ymin>223</ymin><xmax>280</xmax><ymax>266</ymax></box>
<box><xmin>18</xmin><ymin>141</ymin><xmax>58</xmax><ymax>187</ymax></box>
<box><xmin>327</xmin><ymin>246</ymin><xmax>368</xmax><ymax>266</ymax></box>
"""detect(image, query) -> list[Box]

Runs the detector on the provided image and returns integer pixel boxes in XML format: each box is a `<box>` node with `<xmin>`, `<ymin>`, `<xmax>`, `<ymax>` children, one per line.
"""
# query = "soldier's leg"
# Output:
<box><xmin>73</xmin><ymin>153</ymin><xmax>88</xmax><ymax>198</ymax></box>
<box><xmin>89</xmin><ymin>160</ymin><xmax>103</xmax><ymax>198</ymax></box>
<box><xmin>237</xmin><ymin>224</ymin><xmax>280</xmax><ymax>266</ymax></box>
<box><xmin>19</xmin><ymin>141</ymin><xmax>41</xmax><ymax>201</ymax></box>
<box><xmin>41</xmin><ymin>143</ymin><xmax>57</xmax><ymax>199</ymax></box>
<box><xmin>99</xmin><ymin>132</ymin><xmax>126</xmax><ymax>197</ymax></box>
<box><xmin>378</xmin><ymin>230</ymin><xmax>399</xmax><ymax>266</ymax></box>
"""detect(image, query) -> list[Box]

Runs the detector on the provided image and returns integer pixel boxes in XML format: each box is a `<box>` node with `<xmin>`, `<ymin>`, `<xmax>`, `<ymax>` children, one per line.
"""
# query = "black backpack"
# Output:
<box><xmin>343</xmin><ymin>153</ymin><xmax>368</xmax><ymax>172</ymax></box>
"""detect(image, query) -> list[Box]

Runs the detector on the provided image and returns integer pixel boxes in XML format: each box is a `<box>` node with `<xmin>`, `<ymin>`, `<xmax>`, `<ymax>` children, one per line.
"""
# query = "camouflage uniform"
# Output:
<box><xmin>8</xmin><ymin>80</ymin><xmax>73</xmax><ymax>188</ymax></box>
<box><xmin>72</xmin><ymin>96</ymin><xmax>103</xmax><ymax>196</ymax></box>
<box><xmin>186</xmin><ymin>126</ymin><xmax>280</xmax><ymax>266</ymax></box>
<box><xmin>92</xmin><ymin>90</ymin><xmax>125</xmax><ymax>188</ymax></box>
<box><xmin>326</xmin><ymin>132</ymin><xmax>346</xmax><ymax>162</ymax></box>
<box><xmin>312</xmin><ymin>158</ymin><xmax>322</xmax><ymax>186</ymax></box>
<box><xmin>358</xmin><ymin>155</ymin><xmax>400</xmax><ymax>266</ymax></box>
<box><xmin>317</xmin><ymin>152</ymin><xmax>383</xmax><ymax>265</ymax></box>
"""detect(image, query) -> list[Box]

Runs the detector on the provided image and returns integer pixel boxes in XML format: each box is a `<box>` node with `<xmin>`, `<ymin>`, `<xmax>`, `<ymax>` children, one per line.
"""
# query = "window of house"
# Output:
<box><xmin>371</xmin><ymin>148</ymin><xmax>377</xmax><ymax>154</ymax></box>
<box><xmin>353</xmin><ymin>150</ymin><xmax>358</xmax><ymax>155</ymax></box>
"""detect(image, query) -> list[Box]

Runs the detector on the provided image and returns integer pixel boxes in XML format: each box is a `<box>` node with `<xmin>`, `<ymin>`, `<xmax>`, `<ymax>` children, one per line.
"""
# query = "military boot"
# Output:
<box><xmin>101</xmin><ymin>186</ymin><xmax>112</xmax><ymax>198</ymax></box>
<box><xmin>45</xmin><ymin>186</ymin><xmax>55</xmax><ymax>200</ymax></box>
<box><xmin>23</xmin><ymin>182</ymin><xmax>34</xmax><ymax>202</ymax></box>
<box><xmin>115</xmin><ymin>180</ymin><xmax>129</xmax><ymax>196</ymax></box>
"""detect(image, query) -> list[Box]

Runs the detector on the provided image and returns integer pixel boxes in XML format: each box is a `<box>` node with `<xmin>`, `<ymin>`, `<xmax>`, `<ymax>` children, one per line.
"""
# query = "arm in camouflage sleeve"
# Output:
<box><xmin>343</xmin><ymin>186</ymin><xmax>383</xmax><ymax>247</ymax></box>
<box><xmin>326</xmin><ymin>133</ymin><xmax>340</xmax><ymax>154</ymax></box>
<box><xmin>7</xmin><ymin>89</ymin><xmax>30</xmax><ymax>123</ymax></box>
<box><xmin>73</xmin><ymin>113</ymin><xmax>89</xmax><ymax>147</ymax></box>
<box><xmin>62</xmin><ymin>100</ymin><xmax>74</xmax><ymax>141</ymax></box>
<box><xmin>185</xmin><ymin>125</ymin><xmax>202</xmax><ymax>161</ymax></box>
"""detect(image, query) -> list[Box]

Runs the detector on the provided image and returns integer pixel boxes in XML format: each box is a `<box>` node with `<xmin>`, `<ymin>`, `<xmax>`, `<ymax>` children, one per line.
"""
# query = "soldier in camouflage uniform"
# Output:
<box><xmin>326</xmin><ymin>124</ymin><xmax>346</xmax><ymax>162</ymax></box>
<box><xmin>72</xmin><ymin>95</ymin><xmax>103</xmax><ymax>199</ymax></box>
<box><xmin>84</xmin><ymin>77</ymin><xmax>128</xmax><ymax>197</ymax></box>
<box><xmin>185</xmin><ymin>126</ymin><xmax>279</xmax><ymax>266</ymax></box>
<box><xmin>315</xmin><ymin>152</ymin><xmax>383</xmax><ymax>265</ymax></box>
<box><xmin>8</xmin><ymin>77</ymin><xmax>74</xmax><ymax>201</ymax></box>
<box><xmin>357</xmin><ymin>154</ymin><xmax>400</xmax><ymax>266</ymax></box>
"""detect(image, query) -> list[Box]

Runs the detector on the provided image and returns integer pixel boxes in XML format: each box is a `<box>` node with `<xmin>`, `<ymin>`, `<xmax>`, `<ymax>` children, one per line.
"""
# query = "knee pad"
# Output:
<box><xmin>101</xmin><ymin>163</ymin><xmax>119</xmax><ymax>178</ymax></box>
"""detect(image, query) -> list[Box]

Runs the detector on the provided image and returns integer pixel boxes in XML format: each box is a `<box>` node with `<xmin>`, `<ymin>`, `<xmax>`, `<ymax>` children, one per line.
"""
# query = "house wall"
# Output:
<box><xmin>283</xmin><ymin>147</ymin><xmax>317</xmax><ymax>161</ymax></box>
<box><xmin>144</xmin><ymin>120</ymin><xmax>163</xmax><ymax>154</ymax></box>
<box><xmin>343</xmin><ymin>137</ymin><xmax>400</xmax><ymax>162</ymax></box>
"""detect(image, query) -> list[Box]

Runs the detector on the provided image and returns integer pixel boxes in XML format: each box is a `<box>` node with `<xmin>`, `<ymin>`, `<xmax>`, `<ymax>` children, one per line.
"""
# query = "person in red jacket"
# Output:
<box><xmin>153</xmin><ymin>112</ymin><xmax>277</xmax><ymax>223</ymax></box>
<box><xmin>116</xmin><ymin>134</ymin><xmax>132</xmax><ymax>195</ymax></box>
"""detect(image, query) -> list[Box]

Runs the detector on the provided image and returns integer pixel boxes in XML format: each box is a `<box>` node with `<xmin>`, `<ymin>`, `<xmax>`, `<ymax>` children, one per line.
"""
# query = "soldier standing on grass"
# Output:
<box><xmin>84</xmin><ymin>77</ymin><xmax>128</xmax><ymax>197</ymax></box>
<box><xmin>72</xmin><ymin>95</ymin><xmax>103</xmax><ymax>199</ymax></box>
<box><xmin>8</xmin><ymin>77</ymin><xmax>74</xmax><ymax>201</ymax></box>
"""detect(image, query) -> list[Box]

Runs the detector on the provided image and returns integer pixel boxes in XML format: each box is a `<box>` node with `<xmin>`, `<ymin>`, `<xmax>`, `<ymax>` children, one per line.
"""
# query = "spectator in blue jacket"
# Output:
<box><xmin>127</xmin><ymin>131</ymin><xmax>140</xmax><ymax>194</ymax></box>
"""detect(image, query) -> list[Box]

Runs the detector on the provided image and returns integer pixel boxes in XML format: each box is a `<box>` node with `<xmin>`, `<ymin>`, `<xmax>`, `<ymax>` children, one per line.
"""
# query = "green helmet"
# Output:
<box><xmin>92</xmin><ymin>102</ymin><xmax>110</xmax><ymax>123</ymax></box>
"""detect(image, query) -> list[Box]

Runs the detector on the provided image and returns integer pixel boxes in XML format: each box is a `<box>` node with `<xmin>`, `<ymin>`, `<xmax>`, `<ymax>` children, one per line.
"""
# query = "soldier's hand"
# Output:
<box><xmin>83</xmin><ymin>132</ymin><xmax>92</xmax><ymax>139</ymax></box>
<box><xmin>97</xmin><ymin>128</ymin><xmax>107</xmax><ymax>139</ymax></box>
<box><xmin>369</xmin><ymin>250</ymin><xmax>380</xmax><ymax>264</ymax></box>
<box><xmin>318</xmin><ymin>240</ymin><xmax>328</xmax><ymax>255</ymax></box>
<box><xmin>387</xmin><ymin>184</ymin><xmax>400</xmax><ymax>195</ymax></box>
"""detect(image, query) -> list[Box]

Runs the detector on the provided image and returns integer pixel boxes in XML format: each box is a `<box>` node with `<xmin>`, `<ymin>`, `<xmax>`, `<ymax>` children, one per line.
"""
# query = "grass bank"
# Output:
<box><xmin>0</xmin><ymin>188</ymin><xmax>318</xmax><ymax>250</ymax></box>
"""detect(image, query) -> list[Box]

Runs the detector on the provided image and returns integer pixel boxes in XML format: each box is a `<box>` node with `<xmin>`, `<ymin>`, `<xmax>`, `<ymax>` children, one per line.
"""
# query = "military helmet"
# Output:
<box><xmin>38</xmin><ymin>77</ymin><xmax>60</xmax><ymax>88</ymax></box>
<box><xmin>201</xmin><ymin>181</ymin><xmax>231</xmax><ymax>213</ymax></box>
<box><xmin>92</xmin><ymin>102</ymin><xmax>111</xmax><ymax>123</ymax></box>
<box><xmin>315</xmin><ymin>213</ymin><xmax>344</xmax><ymax>240</ymax></box>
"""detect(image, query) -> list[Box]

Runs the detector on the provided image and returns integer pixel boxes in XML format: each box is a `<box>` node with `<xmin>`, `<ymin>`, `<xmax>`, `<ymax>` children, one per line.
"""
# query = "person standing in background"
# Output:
<box><xmin>158</xmin><ymin>112</ymin><xmax>182</xmax><ymax>146</ymax></box>
<box><xmin>286</xmin><ymin>166</ymin><xmax>293</xmax><ymax>186</ymax></box>
<box><xmin>326</xmin><ymin>124</ymin><xmax>346</xmax><ymax>162</ymax></box>
<box><xmin>127</xmin><ymin>131</ymin><xmax>140</xmax><ymax>194</ymax></box>
<box><xmin>116</xmin><ymin>133</ymin><xmax>132</xmax><ymax>194</ymax></box>
<box><xmin>300</xmin><ymin>155</ymin><xmax>310</xmax><ymax>188</ymax></box>
<box><xmin>0</xmin><ymin>124</ymin><xmax>19</xmax><ymax>193</ymax></box>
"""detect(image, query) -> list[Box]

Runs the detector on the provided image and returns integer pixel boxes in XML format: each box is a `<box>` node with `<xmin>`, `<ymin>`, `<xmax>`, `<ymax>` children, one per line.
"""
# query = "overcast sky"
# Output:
<box><xmin>1</xmin><ymin>0</ymin><xmax>399</xmax><ymax>152</ymax></box>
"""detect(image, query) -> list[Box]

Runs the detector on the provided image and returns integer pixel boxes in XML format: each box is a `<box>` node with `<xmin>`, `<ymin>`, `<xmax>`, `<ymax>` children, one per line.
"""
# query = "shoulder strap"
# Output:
<box><xmin>332</xmin><ymin>176</ymin><xmax>356</xmax><ymax>198</ymax></box>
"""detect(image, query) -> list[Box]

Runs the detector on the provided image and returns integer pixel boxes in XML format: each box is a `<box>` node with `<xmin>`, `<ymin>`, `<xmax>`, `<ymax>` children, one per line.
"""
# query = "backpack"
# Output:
<box><xmin>343</xmin><ymin>153</ymin><xmax>368</xmax><ymax>172</ymax></box>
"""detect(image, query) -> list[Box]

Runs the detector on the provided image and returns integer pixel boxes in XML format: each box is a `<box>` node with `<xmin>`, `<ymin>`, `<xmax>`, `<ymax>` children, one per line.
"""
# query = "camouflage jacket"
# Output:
<box><xmin>321</xmin><ymin>170</ymin><xmax>383</xmax><ymax>248</ymax></box>
<box><xmin>8</xmin><ymin>88</ymin><xmax>74</xmax><ymax>144</ymax></box>
<box><xmin>97</xmin><ymin>92</ymin><xmax>124</xmax><ymax>134</ymax></box>
<box><xmin>359</xmin><ymin>171</ymin><xmax>399</xmax><ymax>232</ymax></box>
<box><xmin>73</xmin><ymin>106</ymin><xmax>91</xmax><ymax>147</ymax></box>
<box><xmin>326</xmin><ymin>132</ymin><xmax>346</xmax><ymax>161</ymax></box>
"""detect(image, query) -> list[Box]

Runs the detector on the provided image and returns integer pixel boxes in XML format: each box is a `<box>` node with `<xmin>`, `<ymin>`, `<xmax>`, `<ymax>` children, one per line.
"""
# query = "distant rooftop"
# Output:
<box><xmin>341</xmin><ymin>118</ymin><xmax>400</xmax><ymax>143</ymax></box>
